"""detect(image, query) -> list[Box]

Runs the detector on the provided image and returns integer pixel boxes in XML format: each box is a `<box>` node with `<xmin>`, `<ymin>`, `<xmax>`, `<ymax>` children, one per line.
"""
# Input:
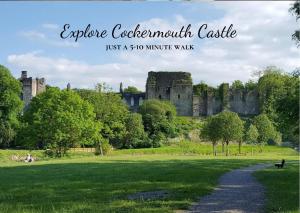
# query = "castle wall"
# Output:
<box><xmin>146</xmin><ymin>71</ymin><xmax>193</xmax><ymax>116</ymax></box>
<box><xmin>19</xmin><ymin>70</ymin><xmax>259</xmax><ymax>117</ymax></box>
<box><xmin>21</xmin><ymin>78</ymin><xmax>34</xmax><ymax>107</ymax></box>
<box><xmin>229</xmin><ymin>90</ymin><xmax>259</xmax><ymax>115</ymax></box>
<box><xmin>122</xmin><ymin>92</ymin><xmax>146</xmax><ymax>112</ymax></box>
<box><xmin>192</xmin><ymin>95</ymin><xmax>200</xmax><ymax>116</ymax></box>
<box><xmin>206</xmin><ymin>95</ymin><xmax>222</xmax><ymax>116</ymax></box>
<box><xmin>20</xmin><ymin>72</ymin><xmax>46</xmax><ymax>108</ymax></box>
<box><xmin>170</xmin><ymin>82</ymin><xmax>193</xmax><ymax>116</ymax></box>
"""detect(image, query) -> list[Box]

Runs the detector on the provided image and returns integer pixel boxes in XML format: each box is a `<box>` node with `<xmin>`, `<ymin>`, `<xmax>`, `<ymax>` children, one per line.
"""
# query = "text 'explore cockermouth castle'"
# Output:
<box><xmin>60</xmin><ymin>23</ymin><xmax>237</xmax><ymax>42</ymax></box>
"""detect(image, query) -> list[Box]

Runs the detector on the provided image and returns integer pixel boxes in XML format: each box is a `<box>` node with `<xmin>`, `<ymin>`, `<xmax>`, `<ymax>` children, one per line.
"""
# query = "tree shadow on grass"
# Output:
<box><xmin>0</xmin><ymin>158</ymin><xmax>262</xmax><ymax>213</ymax></box>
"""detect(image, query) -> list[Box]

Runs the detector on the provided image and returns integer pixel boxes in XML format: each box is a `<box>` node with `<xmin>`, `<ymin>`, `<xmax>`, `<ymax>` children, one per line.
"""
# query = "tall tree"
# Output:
<box><xmin>76</xmin><ymin>88</ymin><xmax>129</xmax><ymax>147</ymax></box>
<box><xmin>231</xmin><ymin>80</ymin><xmax>244</xmax><ymax>90</ymax></box>
<box><xmin>201</xmin><ymin>115</ymin><xmax>222</xmax><ymax>156</ymax></box>
<box><xmin>245</xmin><ymin>124</ymin><xmax>259</xmax><ymax>155</ymax></box>
<box><xmin>122</xmin><ymin>113</ymin><xmax>148</xmax><ymax>148</ymax></box>
<box><xmin>217</xmin><ymin>111</ymin><xmax>244</xmax><ymax>156</ymax></box>
<box><xmin>0</xmin><ymin>65</ymin><xmax>23</xmax><ymax>148</ymax></box>
<box><xmin>275</xmin><ymin>72</ymin><xmax>299</xmax><ymax>144</ymax></box>
<box><xmin>123</xmin><ymin>86</ymin><xmax>141</xmax><ymax>94</ymax></box>
<box><xmin>139</xmin><ymin>99</ymin><xmax>177</xmax><ymax>146</ymax></box>
<box><xmin>21</xmin><ymin>88</ymin><xmax>101</xmax><ymax>156</ymax></box>
<box><xmin>253</xmin><ymin>114</ymin><xmax>278</xmax><ymax>151</ymax></box>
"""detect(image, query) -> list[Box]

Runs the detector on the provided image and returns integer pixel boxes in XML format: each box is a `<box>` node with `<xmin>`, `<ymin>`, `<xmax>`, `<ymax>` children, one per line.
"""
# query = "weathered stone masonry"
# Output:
<box><xmin>20</xmin><ymin>71</ymin><xmax>259</xmax><ymax>117</ymax></box>
<box><xmin>122</xmin><ymin>71</ymin><xmax>259</xmax><ymax>117</ymax></box>
<box><xmin>19</xmin><ymin>71</ymin><xmax>46</xmax><ymax>108</ymax></box>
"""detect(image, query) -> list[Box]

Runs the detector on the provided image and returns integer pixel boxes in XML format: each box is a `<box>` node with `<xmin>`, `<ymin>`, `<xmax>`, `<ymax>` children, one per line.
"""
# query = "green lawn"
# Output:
<box><xmin>255</xmin><ymin>160</ymin><xmax>299</xmax><ymax>213</ymax></box>
<box><xmin>0</xmin><ymin>145</ymin><xmax>298</xmax><ymax>213</ymax></box>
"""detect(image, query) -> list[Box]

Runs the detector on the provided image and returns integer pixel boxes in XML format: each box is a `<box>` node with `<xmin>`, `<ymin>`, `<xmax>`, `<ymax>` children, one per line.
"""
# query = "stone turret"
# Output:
<box><xmin>146</xmin><ymin>71</ymin><xmax>193</xmax><ymax>116</ymax></box>
<box><xmin>19</xmin><ymin>71</ymin><xmax>46</xmax><ymax>108</ymax></box>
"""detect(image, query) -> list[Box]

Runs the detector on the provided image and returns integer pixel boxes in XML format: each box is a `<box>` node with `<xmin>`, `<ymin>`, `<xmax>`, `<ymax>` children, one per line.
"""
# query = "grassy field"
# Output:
<box><xmin>255</xmin><ymin>161</ymin><xmax>299</xmax><ymax>213</ymax></box>
<box><xmin>0</xmin><ymin>143</ymin><xmax>298</xmax><ymax>213</ymax></box>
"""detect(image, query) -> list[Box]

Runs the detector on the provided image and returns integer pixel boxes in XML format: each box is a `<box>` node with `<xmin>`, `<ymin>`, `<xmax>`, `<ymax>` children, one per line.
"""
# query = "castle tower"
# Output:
<box><xmin>145</xmin><ymin>71</ymin><xmax>193</xmax><ymax>116</ymax></box>
<box><xmin>19</xmin><ymin>71</ymin><xmax>46</xmax><ymax>108</ymax></box>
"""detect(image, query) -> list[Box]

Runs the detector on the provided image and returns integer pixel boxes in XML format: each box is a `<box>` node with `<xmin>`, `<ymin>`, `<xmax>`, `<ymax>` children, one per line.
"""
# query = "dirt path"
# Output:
<box><xmin>187</xmin><ymin>164</ymin><xmax>271</xmax><ymax>213</ymax></box>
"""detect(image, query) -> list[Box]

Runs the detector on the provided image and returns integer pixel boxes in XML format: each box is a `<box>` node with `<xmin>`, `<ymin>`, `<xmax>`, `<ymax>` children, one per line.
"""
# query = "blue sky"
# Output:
<box><xmin>0</xmin><ymin>1</ymin><xmax>299</xmax><ymax>91</ymax></box>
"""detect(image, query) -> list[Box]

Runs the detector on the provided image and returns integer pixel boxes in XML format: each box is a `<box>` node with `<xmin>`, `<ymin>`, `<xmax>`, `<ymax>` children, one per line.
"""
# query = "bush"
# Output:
<box><xmin>139</xmin><ymin>99</ymin><xmax>177</xmax><ymax>146</ymax></box>
<box><xmin>95</xmin><ymin>139</ymin><xmax>112</xmax><ymax>155</ymax></box>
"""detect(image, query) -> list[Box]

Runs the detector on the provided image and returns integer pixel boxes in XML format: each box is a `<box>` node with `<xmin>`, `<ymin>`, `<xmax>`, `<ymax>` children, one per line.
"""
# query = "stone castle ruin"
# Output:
<box><xmin>20</xmin><ymin>71</ymin><xmax>259</xmax><ymax>116</ymax></box>
<box><xmin>19</xmin><ymin>71</ymin><xmax>46</xmax><ymax>108</ymax></box>
<box><xmin>121</xmin><ymin>71</ymin><xmax>259</xmax><ymax>116</ymax></box>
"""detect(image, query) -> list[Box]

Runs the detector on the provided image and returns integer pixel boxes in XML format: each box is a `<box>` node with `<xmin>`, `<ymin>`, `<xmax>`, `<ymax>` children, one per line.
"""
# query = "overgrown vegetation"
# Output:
<box><xmin>0</xmin><ymin>64</ymin><xmax>298</xmax><ymax>157</ymax></box>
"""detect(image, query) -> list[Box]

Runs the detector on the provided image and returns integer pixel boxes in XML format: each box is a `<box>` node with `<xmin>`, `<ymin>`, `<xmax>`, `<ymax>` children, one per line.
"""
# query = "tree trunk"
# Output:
<box><xmin>212</xmin><ymin>142</ymin><xmax>217</xmax><ymax>156</ymax></box>
<box><xmin>238</xmin><ymin>141</ymin><xmax>241</xmax><ymax>154</ymax></box>
<box><xmin>251</xmin><ymin>145</ymin><xmax>254</xmax><ymax>156</ymax></box>
<box><xmin>222</xmin><ymin>142</ymin><xmax>225</xmax><ymax>154</ymax></box>
<box><xmin>226</xmin><ymin>141</ymin><xmax>229</xmax><ymax>156</ymax></box>
<box><xmin>100</xmin><ymin>143</ymin><xmax>103</xmax><ymax>156</ymax></box>
<box><xmin>259</xmin><ymin>144</ymin><xmax>263</xmax><ymax>152</ymax></box>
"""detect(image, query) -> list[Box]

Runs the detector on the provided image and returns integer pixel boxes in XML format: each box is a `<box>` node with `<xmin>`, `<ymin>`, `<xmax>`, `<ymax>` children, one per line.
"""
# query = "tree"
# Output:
<box><xmin>201</xmin><ymin>115</ymin><xmax>222</xmax><ymax>156</ymax></box>
<box><xmin>122</xmin><ymin>113</ymin><xmax>148</xmax><ymax>148</ymax></box>
<box><xmin>139</xmin><ymin>99</ymin><xmax>177</xmax><ymax>146</ymax></box>
<box><xmin>257</xmin><ymin>67</ymin><xmax>289</xmax><ymax>123</ymax></box>
<box><xmin>257</xmin><ymin>68</ymin><xmax>298</xmax><ymax>144</ymax></box>
<box><xmin>253</xmin><ymin>114</ymin><xmax>278</xmax><ymax>151</ymax></box>
<box><xmin>0</xmin><ymin>65</ymin><xmax>23</xmax><ymax>148</ymax></box>
<box><xmin>231</xmin><ymin>80</ymin><xmax>244</xmax><ymax>90</ymax></box>
<box><xmin>217</xmin><ymin>111</ymin><xmax>244</xmax><ymax>156</ymax></box>
<box><xmin>289</xmin><ymin>0</ymin><xmax>300</xmax><ymax>47</ymax></box>
<box><xmin>21</xmin><ymin>88</ymin><xmax>101</xmax><ymax>156</ymax></box>
<box><xmin>76</xmin><ymin>88</ymin><xmax>129</xmax><ymax>147</ymax></box>
<box><xmin>123</xmin><ymin>86</ymin><xmax>141</xmax><ymax>94</ymax></box>
<box><xmin>245</xmin><ymin>124</ymin><xmax>259</xmax><ymax>155</ymax></box>
<box><xmin>275</xmin><ymin>73</ymin><xmax>299</xmax><ymax>144</ymax></box>
<box><xmin>244</xmin><ymin>80</ymin><xmax>257</xmax><ymax>90</ymax></box>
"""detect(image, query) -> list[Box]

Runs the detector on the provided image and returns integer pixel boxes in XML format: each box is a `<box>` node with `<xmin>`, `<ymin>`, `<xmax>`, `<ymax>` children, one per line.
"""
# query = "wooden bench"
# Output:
<box><xmin>275</xmin><ymin>159</ymin><xmax>285</xmax><ymax>168</ymax></box>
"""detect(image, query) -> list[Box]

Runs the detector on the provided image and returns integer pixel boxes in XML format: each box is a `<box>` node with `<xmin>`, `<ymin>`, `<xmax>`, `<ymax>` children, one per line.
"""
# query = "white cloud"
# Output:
<box><xmin>8</xmin><ymin>2</ymin><xmax>300</xmax><ymax>91</ymax></box>
<box><xmin>20</xmin><ymin>27</ymin><xmax>79</xmax><ymax>48</ymax></box>
<box><xmin>7</xmin><ymin>52</ymin><xmax>145</xmax><ymax>90</ymax></box>
<box><xmin>42</xmin><ymin>23</ymin><xmax>59</xmax><ymax>30</ymax></box>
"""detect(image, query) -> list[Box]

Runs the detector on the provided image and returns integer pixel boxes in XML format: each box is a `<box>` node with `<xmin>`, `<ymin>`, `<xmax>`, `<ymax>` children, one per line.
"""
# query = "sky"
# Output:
<box><xmin>0</xmin><ymin>1</ymin><xmax>299</xmax><ymax>91</ymax></box>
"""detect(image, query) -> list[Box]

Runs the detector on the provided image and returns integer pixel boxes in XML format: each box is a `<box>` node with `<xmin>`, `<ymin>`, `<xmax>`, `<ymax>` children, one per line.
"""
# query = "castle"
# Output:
<box><xmin>20</xmin><ymin>71</ymin><xmax>260</xmax><ymax>117</ymax></box>
<box><xmin>121</xmin><ymin>71</ymin><xmax>260</xmax><ymax>116</ymax></box>
<box><xmin>19</xmin><ymin>71</ymin><xmax>46</xmax><ymax>108</ymax></box>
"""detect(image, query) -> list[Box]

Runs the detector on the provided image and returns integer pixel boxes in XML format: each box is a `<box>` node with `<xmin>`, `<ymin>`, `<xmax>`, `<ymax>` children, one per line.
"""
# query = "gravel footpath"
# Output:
<box><xmin>187</xmin><ymin>163</ymin><xmax>271</xmax><ymax>213</ymax></box>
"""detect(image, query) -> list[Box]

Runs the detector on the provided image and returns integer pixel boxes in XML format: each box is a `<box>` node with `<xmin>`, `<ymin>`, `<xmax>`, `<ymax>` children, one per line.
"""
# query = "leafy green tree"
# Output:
<box><xmin>0</xmin><ymin>65</ymin><xmax>23</xmax><ymax>148</ymax></box>
<box><xmin>253</xmin><ymin>114</ymin><xmax>278</xmax><ymax>151</ymax></box>
<box><xmin>21</xmin><ymin>88</ymin><xmax>101</xmax><ymax>156</ymax></box>
<box><xmin>217</xmin><ymin>111</ymin><xmax>244</xmax><ymax>156</ymax></box>
<box><xmin>244</xmin><ymin>80</ymin><xmax>257</xmax><ymax>90</ymax></box>
<box><xmin>175</xmin><ymin>117</ymin><xmax>202</xmax><ymax>139</ymax></box>
<box><xmin>76</xmin><ymin>88</ymin><xmax>129</xmax><ymax>147</ymax></box>
<box><xmin>231</xmin><ymin>80</ymin><xmax>244</xmax><ymax>90</ymax></box>
<box><xmin>258</xmin><ymin>67</ymin><xmax>287</xmax><ymax>116</ymax></box>
<box><xmin>257</xmin><ymin>67</ymin><xmax>298</xmax><ymax>144</ymax></box>
<box><xmin>201</xmin><ymin>115</ymin><xmax>222</xmax><ymax>156</ymax></box>
<box><xmin>275</xmin><ymin>73</ymin><xmax>299</xmax><ymax>144</ymax></box>
<box><xmin>122</xmin><ymin>113</ymin><xmax>148</xmax><ymax>148</ymax></box>
<box><xmin>139</xmin><ymin>99</ymin><xmax>176</xmax><ymax>146</ymax></box>
<box><xmin>123</xmin><ymin>86</ymin><xmax>141</xmax><ymax>94</ymax></box>
<box><xmin>245</xmin><ymin>124</ymin><xmax>259</xmax><ymax>155</ymax></box>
